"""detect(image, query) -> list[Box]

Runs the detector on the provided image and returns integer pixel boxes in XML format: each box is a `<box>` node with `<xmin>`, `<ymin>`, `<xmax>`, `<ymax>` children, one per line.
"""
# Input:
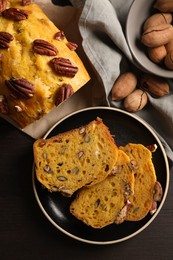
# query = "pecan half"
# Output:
<box><xmin>22</xmin><ymin>0</ymin><xmax>32</xmax><ymax>6</ymax></box>
<box><xmin>54</xmin><ymin>31</ymin><xmax>65</xmax><ymax>41</ymax></box>
<box><xmin>124</xmin><ymin>182</ymin><xmax>132</xmax><ymax>196</ymax></box>
<box><xmin>146</xmin><ymin>144</ymin><xmax>158</xmax><ymax>152</ymax></box>
<box><xmin>150</xmin><ymin>200</ymin><xmax>157</xmax><ymax>215</ymax></box>
<box><xmin>0</xmin><ymin>32</ymin><xmax>14</xmax><ymax>49</ymax></box>
<box><xmin>66</xmin><ymin>41</ymin><xmax>78</xmax><ymax>51</ymax></box>
<box><xmin>5</xmin><ymin>77</ymin><xmax>34</xmax><ymax>98</ymax></box>
<box><xmin>55</xmin><ymin>83</ymin><xmax>74</xmax><ymax>106</ymax></box>
<box><xmin>50</xmin><ymin>57</ymin><xmax>78</xmax><ymax>77</ymax></box>
<box><xmin>2</xmin><ymin>8</ymin><xmax>28</xmax><ymax>21</ymax></box>
<box><xmin>33</xmin><ymin>39</ymin><xmax>58</xmax><ymax>56</ymax></box>
<box><xmin>130</xmin><ymin>159</ymin><xmax>138</xmax><ymax>171</ymax></box>
<box><xmin>0</xmin><ymin>0</ymin><xmax>7</xmax><ymax>14</ymax></box>
<box><xmin>153</xmin><ymin>181</ymin><xmax>163</xmax><ymax>202</ymax></box>
<box><xmin>114</xmin><ymin>200</ymin><xmax>131</xmax><ymax>224</ymax></box>
<box><xmin>0</xmin><ymin>95</ymin><xmax>8</xmax><ymax>114</ymax></box>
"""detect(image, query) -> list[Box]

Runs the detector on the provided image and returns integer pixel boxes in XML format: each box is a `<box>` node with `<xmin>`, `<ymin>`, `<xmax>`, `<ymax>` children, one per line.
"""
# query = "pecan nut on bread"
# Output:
<box><xmin>120</xmin><ymin>143</ymin><xmax>158</xmax><ymax>221</ymax></box>
<box><xmin>70</xmin><ymin>149</ymin><xmax>135</xmax><ymax>228</ymax></box>
<box><xmin>33</xmin><ymin>118</ymin><xmax>119</xmax><ymax>197</ymax></box>
<box><xmin>0</xmin><ymin>0</ymin><xmax>90</xmax><ymax>128</ymax></box>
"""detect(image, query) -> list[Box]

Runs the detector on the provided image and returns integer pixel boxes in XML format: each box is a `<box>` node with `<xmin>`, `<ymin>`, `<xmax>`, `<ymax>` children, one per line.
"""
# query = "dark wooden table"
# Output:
<box><xmin>0</xmin><ymin>116</ymin><xmax>173</xmax><ymax>260</ymax></box>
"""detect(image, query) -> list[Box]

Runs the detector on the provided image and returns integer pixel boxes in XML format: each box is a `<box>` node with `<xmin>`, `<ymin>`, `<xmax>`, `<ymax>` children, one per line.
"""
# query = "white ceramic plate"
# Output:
<box><xmin>32</xmin><ymin>107</ymin><xmax>170</xmax><ymax>244</ymax></box>
<box><xmin>126</xmin><ymin>0</ymin><xmax>173</xmax><ymax>78</ymax></box>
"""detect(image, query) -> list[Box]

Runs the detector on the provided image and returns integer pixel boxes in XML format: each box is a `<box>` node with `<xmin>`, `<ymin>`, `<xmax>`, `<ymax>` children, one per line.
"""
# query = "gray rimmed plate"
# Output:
<box><xmin>32</xmin><ymin>107</ymin><xmax>170</xmax><ymax>245</ymax></box>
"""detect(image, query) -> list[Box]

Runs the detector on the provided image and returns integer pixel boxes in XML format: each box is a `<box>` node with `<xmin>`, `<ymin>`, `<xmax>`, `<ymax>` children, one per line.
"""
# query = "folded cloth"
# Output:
<box><xmin>70</xmin><ymin>0</ymin><xmax>173</xmax><ymax>165</ymax></box>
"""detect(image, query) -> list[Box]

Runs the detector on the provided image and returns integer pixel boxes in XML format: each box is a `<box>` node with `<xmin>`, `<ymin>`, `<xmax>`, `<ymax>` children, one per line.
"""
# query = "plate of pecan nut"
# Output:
<box><xmin>32</xmin><ymin>106</ymin><xmax>170</xmax><ymax>244</ymax></box>
<box><xmin>126</xmin><ymin>0</ymin><xmax>173</xmax><ymax>78</ymax></box>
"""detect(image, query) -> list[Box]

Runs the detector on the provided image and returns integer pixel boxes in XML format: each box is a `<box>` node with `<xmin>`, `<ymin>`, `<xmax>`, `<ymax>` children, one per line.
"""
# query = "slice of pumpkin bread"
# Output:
<box><xmin>33</xmin><ymin>118</ymin><xmax>118</xmax><ymax>197</ymax></box>
<box><xmin>70</xmin><ymin>150</ymin><xmax>134</xmax><ymax>228</ymax></box>
<box><xmin>119</xmin><ymin>143</ymin><xmax>157</xmax><ymax>221</ymax></box>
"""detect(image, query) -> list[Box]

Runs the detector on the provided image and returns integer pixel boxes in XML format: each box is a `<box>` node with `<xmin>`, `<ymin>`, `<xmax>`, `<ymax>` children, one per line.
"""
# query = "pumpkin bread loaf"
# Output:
<box><xmin>33</xmin><ymin>118</ymin><xmax>119</xmax><ymax>197</ymax></box>
<box><xmin>0</xmin><ymin>0</ymin><xmax>90</xmax><ymax>128</ymax></box>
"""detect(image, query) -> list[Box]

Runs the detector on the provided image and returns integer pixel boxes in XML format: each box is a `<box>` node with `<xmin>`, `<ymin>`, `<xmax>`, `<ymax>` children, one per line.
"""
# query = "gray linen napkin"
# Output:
<box><xmin>70</xmin><ymin>0</ymin><xmax>173</xmax><ymax>164</ymax></box>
